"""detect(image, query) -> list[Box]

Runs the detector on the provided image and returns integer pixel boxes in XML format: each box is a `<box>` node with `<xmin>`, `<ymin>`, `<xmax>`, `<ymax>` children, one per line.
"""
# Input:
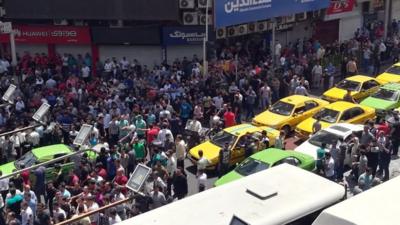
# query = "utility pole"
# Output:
<box><xmin>384</xmin><ymin>0</ymin><xmax>391</xmax><ymax>39</ymax></box>
<box><xmin>202</xmin><ymin>0</ymin><xmax>209</xmax><ymax>77</ymax></box>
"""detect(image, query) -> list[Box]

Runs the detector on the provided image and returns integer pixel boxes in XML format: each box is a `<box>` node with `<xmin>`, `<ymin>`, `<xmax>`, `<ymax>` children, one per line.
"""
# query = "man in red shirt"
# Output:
<box><xmin>113</xmin><ymin>168</ymin><xmax>128</xmax><ymax>194</ymax></box>
<box><xmin>224</xmin><ymin>106</ymin><xmax>236</xmax><ymax>128</ymax></box>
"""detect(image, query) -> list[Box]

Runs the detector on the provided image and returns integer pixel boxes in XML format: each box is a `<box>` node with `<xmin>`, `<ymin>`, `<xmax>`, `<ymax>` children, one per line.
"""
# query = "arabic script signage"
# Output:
<box><xmin>163</xmin><ymin>26</ymin><xmax>213</xmax><ymax>45</ymax></box>
<box><xmin>215</xmin><ymin>0</ymin><xmax>330</xmax><ymax>28</ymax></box>
<box><xmin>0</xmin><ymin>25</ymin><xmax>91</xmax><ymax>44</ymax></box>
<box><xmin>326</xmin><ymin>0</ymin><xmax>355</xmax><ymax>15</ymax></box>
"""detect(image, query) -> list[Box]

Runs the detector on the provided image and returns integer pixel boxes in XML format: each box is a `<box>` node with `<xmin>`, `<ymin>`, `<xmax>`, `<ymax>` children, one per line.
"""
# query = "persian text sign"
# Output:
<box><xmin>215</xmin><ymin>0</ymin><xmax>330</xmax><ymax>28</ymax></box>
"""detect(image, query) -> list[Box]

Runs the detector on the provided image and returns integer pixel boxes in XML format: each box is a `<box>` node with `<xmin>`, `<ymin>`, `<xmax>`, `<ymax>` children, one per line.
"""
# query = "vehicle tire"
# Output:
<box><xmin>282</xmin><ymin>125</ymin><xmax>291</xmax><ymax>136</ymax></box>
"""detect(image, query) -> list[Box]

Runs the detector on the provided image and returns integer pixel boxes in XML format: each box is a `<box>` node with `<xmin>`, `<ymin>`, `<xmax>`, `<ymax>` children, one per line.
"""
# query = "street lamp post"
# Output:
<box><xmin>203</xmin><ymin>0</ymin><xmax>209</xmax><ymax>77</ymax></box>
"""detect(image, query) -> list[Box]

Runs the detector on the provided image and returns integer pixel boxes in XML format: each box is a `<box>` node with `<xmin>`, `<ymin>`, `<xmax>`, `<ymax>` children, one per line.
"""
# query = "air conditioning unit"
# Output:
<box><xmin>237</xmin><ymin>24</ymin><xmax>248</xmax><ymax>36</ymax></box>
<box><xmin>248</xmin><ymin>22</ymin><xmax>256</xmax><ymax>33</ymax></box>
<box><xmin>198</xmin><ymin>0</ymin><xmax>213</xmax><ymax>8</ymax></box>
<box><xmin>0</xmin><ymin>7</ymin><xmax>5</xmax><ymax>17</ymax></box>
<box><xmin>54</xmin><ymin>19</ymin><xmax>68</xmax><ymax>26</ymax></box>
<box><xmin>180</xmin><ymin>0</ymin><xmax>195</xmax><ymax>9</ymax></box>
<box><xmin>256</xmin><ymin>21</ymin><xmax>268</xmax><ymax>32</ymax></box>
<box><xmin>74</xmin><ymin>20</ymin><xmax>85</xmax><ymax>26</ymax></box>
<box><xmin>216</xmin><ymin>28</ymin><xmax>226</xmax><ymax>39</ymax></box>
<box><xmin>199</xmin><ymin>14</ymin><xmax>213</xmax><ymax>25</ymax></box>
<box><xmin>285</xmin><ymin>14</ymin><xmax>295</xmax><ymax>23</ymax></box>
<box><xmin>227</xmin><ymin>26</ymin><xmax>236</xmax><ymax>37</ymax></box>
<box><xmin>296</xmin><ymin>12</ymin><xmax>307</xmax><ymax>21</ymax></box>
<box><xmin>183</xmin><ymin>12</ymin><xmax>198</xmax><ymax>25</ymax></box>
<box><xmin>109</xmin><ymin>20</ymin><xmax>123</xmax><ymax>28</ymax></box>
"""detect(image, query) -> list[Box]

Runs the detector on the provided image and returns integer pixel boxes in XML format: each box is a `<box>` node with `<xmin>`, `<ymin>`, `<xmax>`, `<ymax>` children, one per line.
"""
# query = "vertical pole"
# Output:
<box><xmin>271</xmin><ymin>20</ymin><xmax>276</xmax><ymax>75</ymax></box>
<box><xmin>9</xmin><ymin>27</ymin><xmax>18</xmax><ymax>83</ymax></box>
<box><xmin>383</xmin><ymin>0</ymin><xmax>390</xmax><ymax>39</ymax></box>
<box><xmin>203</xmin><ymin>0</ymin><xmax>209</xmax><ymax>77</ymax></box>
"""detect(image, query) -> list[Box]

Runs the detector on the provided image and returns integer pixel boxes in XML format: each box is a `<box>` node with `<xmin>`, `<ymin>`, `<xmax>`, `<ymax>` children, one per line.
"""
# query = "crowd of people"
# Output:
<box><xmin>0</xmin><ymin>20</ymin><xmax>398</xmax><ymax>225</ymax></box>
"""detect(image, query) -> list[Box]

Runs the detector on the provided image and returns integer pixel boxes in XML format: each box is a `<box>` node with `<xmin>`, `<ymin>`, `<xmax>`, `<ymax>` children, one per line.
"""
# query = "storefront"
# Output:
<box><xmin>0</xmin><ymin>24</ymin><xmax>92</xmax><ymax>59</ymax></box>
<box><xmin>162</xmin><ymin>26</ymin><xmax>212</xmax><ymax>63</ymax></box>
<box><xmin>91</xmin><ymin>26</ymin><xmax>161</xmax><ymax>67</ymax></box>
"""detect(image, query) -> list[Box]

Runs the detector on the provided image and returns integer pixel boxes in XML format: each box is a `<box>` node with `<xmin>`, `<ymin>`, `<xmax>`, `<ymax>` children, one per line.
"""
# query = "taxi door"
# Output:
<box><xmin>230</xmin><ymin>136</ymin><xmax>246</xmax><ymax>166</ymax></box>
<box><xmin>357</xmin><ymin>80</ymin><xmax>381</xmax><ymax>101</ymax></box>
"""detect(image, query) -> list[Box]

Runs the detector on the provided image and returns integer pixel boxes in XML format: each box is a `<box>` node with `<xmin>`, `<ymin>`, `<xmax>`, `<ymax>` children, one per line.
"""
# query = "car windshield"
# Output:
<box><xmin>336</xmin><ymin>80</ymin><xmax>360</xmax><ymax>91</ymax></box>
<box><xmin>269</xmin><ymin>101</ymin><xmax>294</xmax><ymax>116</ymax></box>
<box><xmin>313</xmin><ymin>108</ymin><xmax>339</xmax><ymax>123</ymax></box>
<box><xmin>235</xmin><ymin>158</ymin><xmax>269</xmax><ymax>176</ymax></box>
<box><xmin>210</xmin><ymin>131</ymin><xmax>237</xmax><ymax>148</ymax></box>
<box><xmin>371</xmin><ymin>89</ymin><xmax>400</xmax><ymax>101</ymax></box>
<box><xmin>386</xmin><ymin>65</ymin><xmax>400</xmax><ymax>75</ymax></box>
<box><xmin>15</xmin><ymin>151</ymin><xmax>37</xmax><ymax>169</ymax></box>
<box><xmin>309</xmin><ymin>130</ymin><xmax>341</xmax><ymax>147</ymax></box>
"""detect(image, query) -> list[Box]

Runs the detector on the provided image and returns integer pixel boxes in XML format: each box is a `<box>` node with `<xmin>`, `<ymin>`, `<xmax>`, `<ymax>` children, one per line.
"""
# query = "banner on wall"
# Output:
<box><xmin>0</xmin><ymin>25</ymin><xmax>91</xmax><ymax>44</ymax></box>
<box><xmin>162</xmin><ymin>26</ymin><xmax>214</xmax><ymax>46</ymax></box>
<box><xmin>215</xmin><ymin>0</ymin><xmax>330</xmax><ymax>28</ymax></box>
<box><xmin>326</xmin><ymin>0</ymin><xmax>355</xmax><ymax>15</ymax></box>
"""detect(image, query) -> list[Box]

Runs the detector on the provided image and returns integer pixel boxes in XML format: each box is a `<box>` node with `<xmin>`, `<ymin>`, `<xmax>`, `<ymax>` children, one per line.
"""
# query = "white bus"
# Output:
<box><xmin>312</xmin><ymin>175</ymin><xmax>400</xmax><ymax>225</ymax></box>
<box><xmin>118</xmin><ymin>164</ymin><xmax>346</xmax><ymax>225</ymax></box>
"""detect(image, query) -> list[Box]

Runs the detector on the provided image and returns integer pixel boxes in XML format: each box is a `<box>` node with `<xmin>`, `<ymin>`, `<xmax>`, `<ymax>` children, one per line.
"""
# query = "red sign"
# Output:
<box><xmin>326</xmin><ymin>0</ymin><xmax>355</xmax><ymax>15</ymax></box>
<box><xmin>0</xmin><ymin>25</ymin><xmax>91</xmax><ymax>44</ymax></box>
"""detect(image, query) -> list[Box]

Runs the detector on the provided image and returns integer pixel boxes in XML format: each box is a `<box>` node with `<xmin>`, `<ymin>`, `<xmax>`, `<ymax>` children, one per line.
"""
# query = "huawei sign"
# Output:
<box><xmin>326</xmin><ymin>0</ymin><xmax>355</xmax><ymax>15</ymax></box>
<box><xmin>0</xmin><ymin>25</ymin><xmax>91</xmax><ymax>44</ymax></box>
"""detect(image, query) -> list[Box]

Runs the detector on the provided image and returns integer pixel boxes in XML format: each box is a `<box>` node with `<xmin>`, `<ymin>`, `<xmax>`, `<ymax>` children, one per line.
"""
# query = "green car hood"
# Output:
<box><xmin>360</xmin><ymin>97</ymin><xmax>397</xmax><ymax>111</ymax></box>
<box><xmin>214</xmin><ymin>170</ymin><xmax>243</xmax><ymax>186</ymax></box>
<box><xmin>0</xmin><ymin>161</ymin><xmax>17</xmax><ymax>175</ymax></box>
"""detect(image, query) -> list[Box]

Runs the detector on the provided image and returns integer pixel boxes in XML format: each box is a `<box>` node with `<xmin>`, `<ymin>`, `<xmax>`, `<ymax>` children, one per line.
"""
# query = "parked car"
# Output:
<box><xmin>295</xmin><ymin>101</ymin><xmax>375</xmax><ymax>138</ymax></box>
<box><xmin>214</xmin><ymin>148</ymin><xmax>315</xmax><ymax>186</ymax></box>
<box><xmin>322</xmin><ymin>75</ymin><xmax>383</xmax><ymax>102</ymax></box>
<box><xmin>252</xmin><ymin>95</ymin><xmax>328</xmax><ymax>134</ymax></box>
<box><xmin>295</xmin><ymin>123</ymin><xmax>363</xmax><ymax>167</ymax></box>
<box><xmin>360</xmin><ymin>82</ymin><xmax>400</xmax><ymax>117</ymax></box>
<box><xmin>188</xmin><ymin>124</ymin><xmax>279</xmax><ymax>170</ymax></box>
<box><xmin>376</xmin><ymin>62</ymin><xmax>400</xmax><ymax>84</ymax></box>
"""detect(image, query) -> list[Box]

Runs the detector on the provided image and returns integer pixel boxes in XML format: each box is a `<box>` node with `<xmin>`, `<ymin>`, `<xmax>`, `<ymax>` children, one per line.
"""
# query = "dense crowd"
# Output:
<box><xmin>0</xmin><ymin>20</ymin><xmax>398</xmax><ymax>225</ymax></box>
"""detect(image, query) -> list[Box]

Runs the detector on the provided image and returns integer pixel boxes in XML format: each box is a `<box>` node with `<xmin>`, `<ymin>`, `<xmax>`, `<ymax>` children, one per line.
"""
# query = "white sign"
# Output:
<box><xmin>0</xmin><ymin>22</ymin><xmax>12</xmax><ymax>34</ymax></box>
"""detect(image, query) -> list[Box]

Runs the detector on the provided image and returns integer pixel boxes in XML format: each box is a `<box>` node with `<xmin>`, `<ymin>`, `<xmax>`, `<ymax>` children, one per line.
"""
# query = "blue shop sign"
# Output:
<box><xmin>163</xmin><ymin>26</ymin><xmax>213</xmax><ymax>46</ymax></box>
<box><xmin>215</xmin><ymin>0</ymin><xmax>330</xmax><ymax>28</ymax></box>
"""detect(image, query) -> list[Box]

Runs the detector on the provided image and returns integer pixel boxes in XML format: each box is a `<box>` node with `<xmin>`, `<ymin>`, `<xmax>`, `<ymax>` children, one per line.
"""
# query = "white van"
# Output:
<box><xmin>119</xmin><ymin>164</ymin><xmax>346</xmax><ymax>225</ymax></box>
<box><xmin>312</xmin><ymin>175</ymin><xmax>400</xmax><ymax>225</ymax></box>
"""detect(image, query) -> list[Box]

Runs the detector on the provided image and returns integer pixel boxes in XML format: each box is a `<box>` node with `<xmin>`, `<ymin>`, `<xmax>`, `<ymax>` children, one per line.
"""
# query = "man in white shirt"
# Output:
<box><xmin>275</xmin><ymin>40</ymin><xmax>282</xmax><ymax>65</ymax></box>
<box><xmin>120</xmin><ymin>57</ymin><xmax>130</xmax><ymax>72</ymax></box>
<box><xmin>213</xmin><ymin>94</ymin><xmax>224</xmax><ymax>110</ymax></box>
<box><xmin>312</xmin><ymin>62</ymin><xmax>323</xmax><ymax>88</ymax></box>
<box><xmin>324</xmin><ymin>152</ymin><xmax>335</xmax><ymax>180</ymax></box>
<box><xmin>15</xmin><ymin>97</ymin><xmax>25</xmax><ymax>113</ymax></box>
<box><xmin>21</xmin><ymin>201</ymin><xmax>33</xmax><ymax>225</ymax></box>
<box><xmin>197</xmin><ymin>150</ymin><xmax>210</xmax><ymax>172</ymax></box>
<box><xmin>175</xmin><ymin>135</ymin><xmax>187</xmax><ymax>169</ymax></box>
<box><xmin>81</xmin><ymin>65</ymin><xmax>91</xmax><ymax>81</ymax></box>
<box><xmin>157</xmin><ymin>124</ymin><xmax>174</xmax><ymax>147</ymax></box>
<box><xmin>149</xmin><ymin>186</ymin><xmax>167</xmax><ymax>209</ymax></box>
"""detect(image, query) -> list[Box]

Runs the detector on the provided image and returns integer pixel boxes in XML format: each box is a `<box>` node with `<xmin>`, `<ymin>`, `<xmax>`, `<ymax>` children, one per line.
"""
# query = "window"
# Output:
<box><xmin>294</xmin><ymin>106</ymin><xmax>305</xmax><ymax>114</ymax></box>
<box><xmin>340</xmin><ymin>110</ymin><xmax>352</xmax><ymax>121</ymax></box>
<box><xmin>304</xmin><ymin>101</ymin><xmax>318</xmax><ymax>111</ymax></box>
<box><xmin>274</xmin><ymin>157</ymin><xmax>300</xmax><ymax>167</ymax></box>
<box><xmin>350</xmin><ymin>107</ymin><xmax>364</xmax><ymax>118</ymax></box>
<box><xmin>362</xmin><ymin>80</ymin><xmax>379</xmax><ymax>91</ymax></box>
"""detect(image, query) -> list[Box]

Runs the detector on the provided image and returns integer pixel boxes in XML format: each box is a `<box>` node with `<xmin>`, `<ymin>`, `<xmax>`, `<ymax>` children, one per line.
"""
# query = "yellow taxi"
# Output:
<box><xmin>376</xmin><ymin>62</ymin><xmax>400</xmax><ymax>84</ymax></box>
<box><xmin>188</xmin><ymin>124</ymin><xmax>279</xmax><ymax>170</ymax></box>
<box><xmin>322</xmin><ymin>75</ymin><xmax>383</xmax><ymax>102</ymax></box>
<box><xmin>295</xmin><ymin>101</ymin><xmax>375</xmax><ymax>138</ymax></box>
<box><xmin>252</xmin><ymin>95</ymin><xmax>329</xmax><ymax>134</ymax></box>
